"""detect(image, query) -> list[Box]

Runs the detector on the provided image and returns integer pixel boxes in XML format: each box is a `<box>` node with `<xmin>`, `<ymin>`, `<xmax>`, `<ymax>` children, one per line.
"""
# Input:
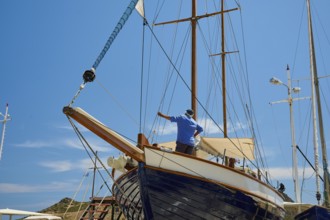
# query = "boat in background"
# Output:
<box><xmin>293</xmin><ymin>0</ymin><xmax>330</xmax><ymax>218</ymax></box>
<box><xmin>295</xmin><ymin>205</ymin><xmax>330</xmax><ymax>220</ymax></box>
<box><xmin>274</xmin><ymin>0</ymin><xmax>330</xmax><ymax>218</ymax></box>
<box><xmin>24</xmin><ymin>215</ymin><xmax>62</xmax><ymax>220</ymax></box>
<box><xmin>0</xmin><ymin>208</ymin><xmax>56</xmax><ymax>220</ymax></box>
<box><xmin>63</xmin><ymin>0</ymin><xmax>286</xmax><ymax>219</ymax></box>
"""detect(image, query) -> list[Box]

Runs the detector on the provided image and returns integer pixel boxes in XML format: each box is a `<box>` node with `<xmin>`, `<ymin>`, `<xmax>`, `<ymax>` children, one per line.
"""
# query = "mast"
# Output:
<box><xmin>154</xmin><ymin>2</ymin><xmax>237</xmax><ymax>123</ymax></box>
<box><xmin>308</xmin><ymin>2</ymin><xmax>321</xmax><ymax>203</ymax></box>
<box><xmin>0</xmin><ymin>104</ymin><xmax>11</xmax><ymax>160</ymax></box>
<box><xmin>310</xmin><ymin>50</ymin><xmax>321</xmax><ymax>204</ymax></box>
<box><xmin>306</xmin><ymin>0</ymin><xmax>330</xmax><ymax>207</ymax></box>
<box><xmin>286</xmin><ymin>66</ymin><xmax>301</xmax><ymax>204</ymax></box>
<box><xmin>270</xmin><ymin>66</ymin><xmax>312</xmax><ymax>204</ymax></box>
<box><xmin>91</xmin><ymin>151</ymin><xmax>98</xmax><ymax>198</ymax></box>
<box><xmin>191</xmin><ymin>0</ymin><xmax>197</xmax><ymax>120</ymax></box>
<box><xmin>221</xmin><ymin>0</ymin><xmax>227</xmax><ymax>137</ymax></box>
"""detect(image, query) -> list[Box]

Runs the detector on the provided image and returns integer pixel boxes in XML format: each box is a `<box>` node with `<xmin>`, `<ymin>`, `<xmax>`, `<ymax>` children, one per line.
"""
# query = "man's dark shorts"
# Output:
<box><xmin>175</xmin><ymin>142</ymin><xmax>194</xmax><ymax>155</ymax></box>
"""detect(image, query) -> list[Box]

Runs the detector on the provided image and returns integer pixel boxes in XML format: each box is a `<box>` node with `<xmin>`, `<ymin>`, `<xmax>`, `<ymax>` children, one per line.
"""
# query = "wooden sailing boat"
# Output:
<box><xmin>63</xmin><ymin>0</ymin><xmax>285</xmax><ymax>219</ymax></box>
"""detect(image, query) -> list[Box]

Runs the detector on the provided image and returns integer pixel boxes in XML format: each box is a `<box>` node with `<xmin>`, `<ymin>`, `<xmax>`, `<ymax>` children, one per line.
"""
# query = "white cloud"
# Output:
<box><xmin>12</xmin><ymin>137</ymin><xmax>113</xmax><ymax>152</ymax></box>
<box><xmin>62</xmin><ymin>138</ymin><xmax>84</xmax><ymax>149</ymax></box>
<box><xmin>0</xmin><ymin>181</ymin><xmax>78</xmax><ymax>193</ymax></box>
<box><xmin>39</xmin><ymin>160</ymin><xmax>75</xmax><ymax>172</ymax></box>
<box><xmin>199</xmin><ymin>118</ymin><xmax>222</xmax><ymax>134</ymax></box>
<box><xmin>200</xmin><ymin>118</ymin><xmax>249</xmax><ymax>135</ymax></box>
<box><xmin>56</xmin><ymin>124</ymin><xmax>89</xmax><ymax>132</ymax></box>
<box><xmin>73</xmin><ymin>139</ymin><xmax>112</xmax><ymax>153</ymax></box>
<box><xmin>156</xmin><ymin>118</ymin><xmax>248</xmax><ymax>136</ymax></box>
<box><xmin>267</xmin><ymin>166</ymin><xmax>316</xmax><ymax>180</ymax></box>
<box><xmin>63</xmin><ymin>138</ymin><xmax>118</xmax><ymax>153</ymax></box>
<box><xmin>13</xmin><ymin>140</ymin><xmax>54</xmax><ymax>148</ymax></box>
<box><xmin>39</xmin><ymin>157</ymin><xmax>110</xmax><ymax>173</ymax></box>
<box><xmin>156</xmin><ymin>123</ymin><xmax>177</xmax><ymax>135</ymax></box>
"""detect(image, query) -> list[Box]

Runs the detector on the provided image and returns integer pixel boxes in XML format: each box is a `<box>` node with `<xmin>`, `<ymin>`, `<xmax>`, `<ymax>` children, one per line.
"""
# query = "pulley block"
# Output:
<box><xmin>83</xmin><ymin>69</ymin><xmax>96</xmax><ymax>83</ymax></box>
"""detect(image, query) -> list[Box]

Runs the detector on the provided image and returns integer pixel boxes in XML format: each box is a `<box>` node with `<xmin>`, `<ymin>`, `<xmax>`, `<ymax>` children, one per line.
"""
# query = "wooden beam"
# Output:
<box><xmin>63</xmin><ymin>106</ymin><xmax>145</xmax><ymax>162</ymax></box>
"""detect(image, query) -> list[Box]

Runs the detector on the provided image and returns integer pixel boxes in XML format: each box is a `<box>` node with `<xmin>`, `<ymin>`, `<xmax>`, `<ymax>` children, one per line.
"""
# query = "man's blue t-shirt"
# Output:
<box><xmin>170</xmin><ymin>114</ymin><xmax>203</xmax><ymax>146</ymax></box>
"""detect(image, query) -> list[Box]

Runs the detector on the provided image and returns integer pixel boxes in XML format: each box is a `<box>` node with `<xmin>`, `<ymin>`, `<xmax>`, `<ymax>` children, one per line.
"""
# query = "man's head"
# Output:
<box><xmin>185</xmin><ymin>109</ymin><xmax>194</xmax><ymax>117</ymax></box>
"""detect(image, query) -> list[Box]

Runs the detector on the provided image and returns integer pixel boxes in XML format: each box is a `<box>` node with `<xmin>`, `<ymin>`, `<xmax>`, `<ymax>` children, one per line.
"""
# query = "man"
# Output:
<box><xmin>158</xmin><ymin>109</ymin><xmax>203</xmax><ymax>155</ymax></box>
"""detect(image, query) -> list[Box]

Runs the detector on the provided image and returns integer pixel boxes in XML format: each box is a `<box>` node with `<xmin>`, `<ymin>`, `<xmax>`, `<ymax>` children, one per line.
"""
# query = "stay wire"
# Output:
<box><xmin>75</xmin><ymin>179</ymin><xmax>91</xmax><ymax>220</ymax></box>
<box><xmin>66</xmin><ymin>116</ymin><xmax>142</xmax><ymax>214</ymax></box>
<box><xmin>140</xmin><ymin>19</ymin><xmax>146</xmax><ymax>134</ymax></box>
<box><xmin>320</xmin><ymin>86</ymin><xmax>330</xmax><ymax>116</ymax></box>
<box><xmin>67</xmin><ymin>116</ymin><xmax>113</xmax><ymax>193</ymax></box>
<box><xmin>161</xmin><ymin>0</ymin><xmax>185</xmax><ymax>113</ymax></box>
<box><xmin>237</xmin><ymin>5</ymin><xmax>268</xmax><ymax>172</ymax></box>
<box><xmin>95</xmin><ymin>79</ymin><xmax>139</xmax><ymax>127</ymax></box>
<box><xmin>291</xmin><ymin>1</ymin><xmax>305</xmax><ymax>76</ymax></box>
<box><xmin>63</xmin><ymin>169</ymin><xmax>89</xmax><ymax>218</ymax></box>
<box><xmin>157</xmin><ymin>28</ymin><xmax>190</xmax><ymax>140</ymax></box>
<box><xmin>224</xmin><ymin>5</ymin><xmax>268</xmax><ymax>173</ymax></box>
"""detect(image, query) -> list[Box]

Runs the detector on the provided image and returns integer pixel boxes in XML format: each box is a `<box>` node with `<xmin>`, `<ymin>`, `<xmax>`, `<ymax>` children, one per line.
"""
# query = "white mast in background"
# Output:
<box><xmin>0</xmin><ymin>103</ymin><xmax>11</xmax><ymax>160</ymax></box>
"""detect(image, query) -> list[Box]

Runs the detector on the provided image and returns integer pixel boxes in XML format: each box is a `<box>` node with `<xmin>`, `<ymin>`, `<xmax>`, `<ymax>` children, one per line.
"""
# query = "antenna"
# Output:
<box><xmin>0</xmin><ymin>103</ymin><xmax>11</xmax><ymax>160</ymax></box>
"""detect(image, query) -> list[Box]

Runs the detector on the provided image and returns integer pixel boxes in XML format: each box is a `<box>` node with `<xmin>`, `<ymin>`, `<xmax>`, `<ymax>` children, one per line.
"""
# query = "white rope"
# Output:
<box><xmin>63</xmin><ymin>169</ymin><xmax>89</xmax><ymax>218</ymax></box>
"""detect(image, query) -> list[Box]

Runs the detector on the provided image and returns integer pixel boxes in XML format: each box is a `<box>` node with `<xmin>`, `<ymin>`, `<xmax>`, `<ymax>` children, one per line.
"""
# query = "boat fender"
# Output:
<box><xmin>107</xmin><ymin>155</ymin><xmax>127</xmax><ymax>172</ymax></box>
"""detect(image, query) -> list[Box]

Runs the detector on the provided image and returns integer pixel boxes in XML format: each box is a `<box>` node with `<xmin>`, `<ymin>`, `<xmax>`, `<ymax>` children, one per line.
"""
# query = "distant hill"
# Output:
<box><xmin>39</xmin><ymin>197</ymin><xmax>125</xmax><ymax>220</ymax></box>
<box><xmin>40</xmin><ymin>197</ymin><xmax>89</xmax><ymax>214</ymax></box>
<box><xmin>38</xmin><ymin>197</ymin><xmax>89</xmax><ymax>220</ymax></box>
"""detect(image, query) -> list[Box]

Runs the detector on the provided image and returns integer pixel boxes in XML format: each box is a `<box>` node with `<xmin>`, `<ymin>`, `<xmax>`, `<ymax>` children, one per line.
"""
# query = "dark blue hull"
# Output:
<box><xmin>295</xmin><ymin>205</ymin><xmax>330</xmax><ymax>220</ymax></box>
<box><xmin>113</xmin><ymin>163</ymin><xmax>284</xmax><ymax>220</ymax></box>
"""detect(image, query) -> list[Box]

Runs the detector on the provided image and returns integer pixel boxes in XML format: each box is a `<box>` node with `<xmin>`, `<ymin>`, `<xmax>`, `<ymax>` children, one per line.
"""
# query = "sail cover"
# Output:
<box><xmin>199</xmin><ymin>137</ymin><xmax>254</xmax><ymax>160</ymax></box>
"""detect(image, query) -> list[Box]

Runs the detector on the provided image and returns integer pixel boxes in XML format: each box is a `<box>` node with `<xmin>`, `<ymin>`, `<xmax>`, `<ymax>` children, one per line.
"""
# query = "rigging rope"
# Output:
<box><xmin>144</xmin><ymin>19</ymin><xmax>265</xmax><ymax>176</ymax></box>
<box><xmin>63</xmin><ymin>169</ymin><xmax>89</xmax><ymax>218</ymax></box>
<box><xmin>74</xmin><ymin>179</ymin><xmax>91</xmax><ymax>220</ymax></box>
<box><xmin>151</xmin><ymin>19</ymin><xmax>191</xmax><ymax>143</ymax></box>
<box><xmin>95</xmin><ymin>79</ymin><xmax>139</xmax><ymax>127</ymax></box>
<box><xmin>67</xmin><ymin>117</ymin><xmax>113</xmax><ymax>192</ymax></box>
<box><xmin>67</xmin><ymin>116</ymin><xmax>142</xmax><ymax>214</ymax></box>
<box><xmin>139</xmin><ymin>20</ymin><xmax>146</xmax><ymax>134</ymax></box>
<box><xmin>191</xmin><ymin>19</ymin><xmax>265</xmax><ymax>172</ymax></box>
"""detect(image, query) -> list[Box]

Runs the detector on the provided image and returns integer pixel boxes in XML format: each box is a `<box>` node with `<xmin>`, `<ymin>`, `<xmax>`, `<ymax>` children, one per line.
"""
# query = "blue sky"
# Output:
<box><xmin>0</xmin><ymin>0</ymin><xmax>330</xmax><ymax>215</ymax></box>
